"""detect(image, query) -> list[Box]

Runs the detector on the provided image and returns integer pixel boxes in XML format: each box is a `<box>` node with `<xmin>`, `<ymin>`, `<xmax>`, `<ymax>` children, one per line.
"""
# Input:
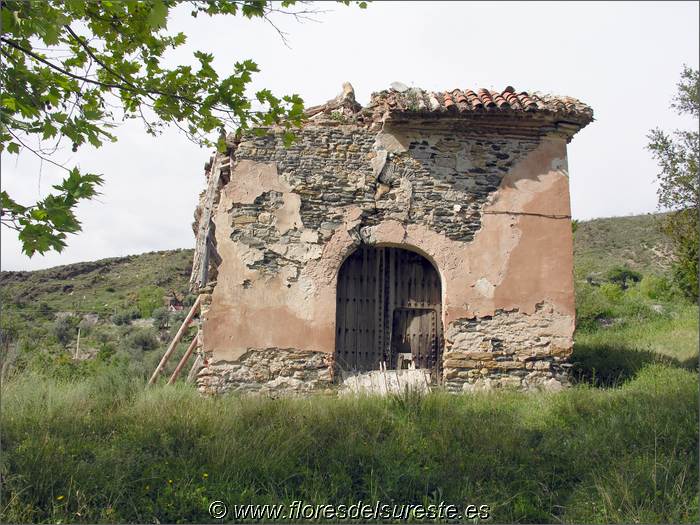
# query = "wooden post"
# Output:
<box><xmin>186</xmin><ymin>354</ymin><xmax>203</xmax><ymax>383</ymax></box>
<box><xmin>199</xmin><ymin>235</ymin><xmax>210</xmax><ymax>288</ymax></box>
<box><xmin>74</xmin><ymin>327</ymin><xmax>81</xmax><ymax>360</ymax></box>
<box><xmin>148</xmin><ymin>294</ymin><xmax>202</xmax><ymax>385</ymax></box>
<box><xmin>167</xmin><ymin>336</ymin><xmax>199</xmax><ymax>385</ymax></box>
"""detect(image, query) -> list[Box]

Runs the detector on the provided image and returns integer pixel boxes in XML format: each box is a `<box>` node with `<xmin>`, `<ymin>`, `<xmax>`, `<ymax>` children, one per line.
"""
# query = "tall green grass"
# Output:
<box><xmin>1</xmin><ymin>365</ymin><xmax>697</xmax><ymax>523</ymax></box>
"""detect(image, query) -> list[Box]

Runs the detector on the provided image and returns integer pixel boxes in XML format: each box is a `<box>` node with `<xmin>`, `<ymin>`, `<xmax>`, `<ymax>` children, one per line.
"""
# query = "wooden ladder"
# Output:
<box><xmin>148</xmin><ymin>294</ymin><xmax>203</xmax><ymax>386</ymax></box>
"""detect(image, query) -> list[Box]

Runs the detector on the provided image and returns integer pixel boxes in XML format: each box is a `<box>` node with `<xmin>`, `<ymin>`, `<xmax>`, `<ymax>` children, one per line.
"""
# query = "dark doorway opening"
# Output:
<box><xmin>335</xmin><ymin>245</ymin><xmax>443</xmax><ymax>379</ymax></box>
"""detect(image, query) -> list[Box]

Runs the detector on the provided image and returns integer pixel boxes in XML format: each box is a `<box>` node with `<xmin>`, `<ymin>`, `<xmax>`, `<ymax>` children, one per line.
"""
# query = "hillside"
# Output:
<box><xmin>573</xmin><ymin>213</ymin><xmax>673</xmax><ymax>278</ymax></box>
<box><xmin>0</xmin><ymin>249</ymin><xmax>194</xmax><ymax>317</ymax></box>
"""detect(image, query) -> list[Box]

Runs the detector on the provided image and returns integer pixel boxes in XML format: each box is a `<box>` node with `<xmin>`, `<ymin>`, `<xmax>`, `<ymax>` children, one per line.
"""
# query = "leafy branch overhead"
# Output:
<box><xmin>0</xmin><ymin>0</ymin><xmax>366</xmax><ymax>256</ymax></box>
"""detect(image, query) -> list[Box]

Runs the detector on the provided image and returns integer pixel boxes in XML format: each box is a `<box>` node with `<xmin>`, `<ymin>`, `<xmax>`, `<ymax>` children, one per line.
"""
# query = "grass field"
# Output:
<box><xmin>0</xmin><ymin>213</ymin><xmax>698</xmax><ymax>523</ymax></box>
<box><xmin>1</xmin><ymin>365</ymin><xmax>697</xmax><ymax>523</ymax></box>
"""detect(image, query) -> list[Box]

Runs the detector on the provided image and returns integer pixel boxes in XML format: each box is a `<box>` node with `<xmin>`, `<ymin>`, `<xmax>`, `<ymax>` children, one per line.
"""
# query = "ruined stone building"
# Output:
<box><xmin>189</xmin><ymin>83</ymin><xmax>593</xmax><ymax>395</ymax></box>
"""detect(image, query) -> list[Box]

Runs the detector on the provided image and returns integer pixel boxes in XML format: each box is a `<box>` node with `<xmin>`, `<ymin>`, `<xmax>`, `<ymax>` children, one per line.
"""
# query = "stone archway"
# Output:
<box><xmin>334</xmin><ymin>244</ymin><xmax>443</xmax><ymax>378</ymax></box>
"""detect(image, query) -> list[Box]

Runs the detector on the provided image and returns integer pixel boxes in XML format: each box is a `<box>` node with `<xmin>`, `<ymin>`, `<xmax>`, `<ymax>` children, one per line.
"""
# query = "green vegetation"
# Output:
<box><xmin>647</xmin><ymin>65</ymin><xmax>699</xmax><ymax>299</ymax></box>
<box><xmin>573</xmin><ymin>213</ymin><xmax>672</xmax><ymax>278</ymax></box>
<box><xmin>1</xmin><ymin>366</ymin><xmax>697</xmax><ymax>524</ymax></box>
<box><xmin>136</xmin><ymin>285</ymin><xmax>166</xmax><ymax>318</ymax></box>
<box><xmin>0</xmin><ymin>213</ymin><xmax>697</xmax><ymax>523</ymax></box>
<box><xmin>0</xmin><ymin>249</ymin><xmax>195</xmax><ymax>385</ymax></box>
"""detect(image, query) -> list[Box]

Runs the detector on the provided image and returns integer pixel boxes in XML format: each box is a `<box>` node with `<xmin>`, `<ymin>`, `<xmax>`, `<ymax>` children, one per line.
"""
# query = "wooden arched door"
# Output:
<box><xmin>335</xmin><ymin>245</ymin><xmax>443</xmax><ymax>377</ymax></box>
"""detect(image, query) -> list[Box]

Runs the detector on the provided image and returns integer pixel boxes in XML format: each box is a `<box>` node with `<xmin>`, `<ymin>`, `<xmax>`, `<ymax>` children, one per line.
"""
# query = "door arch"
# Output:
<box><xmin>335</xmin><ymin>245</ymin><xmax>443</xmax><ymax>377</ymax></box>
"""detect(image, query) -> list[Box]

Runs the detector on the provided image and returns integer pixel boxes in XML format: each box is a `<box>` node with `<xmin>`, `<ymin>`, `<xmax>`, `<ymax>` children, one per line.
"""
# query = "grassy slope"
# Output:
<box><xmin>573</xmin><ymin>213</ymin><xmax>672</xmax><ymax>278</ymax></box>
<box><xmin>1</xmin><ymin>365</ymin><xmax>697</xmax><ymax>524</ymax></box>
<box><xmin>0</xmin><ymin>213</ymin><xmax>698</xmax><ymax>524</ymax></box>
<box><xmin>572</xmin><ymin>215</ymin><xmax>697</xmax><ymax>380</ymax></box>
<box><xmin>0</xmin><ymin>249</ymin><xmax>193</xmax><ymax>316</ymax></box>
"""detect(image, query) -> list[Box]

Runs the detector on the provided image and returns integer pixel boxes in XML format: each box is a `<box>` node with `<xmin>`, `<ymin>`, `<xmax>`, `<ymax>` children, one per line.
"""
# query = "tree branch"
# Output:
<box><xmin>7</xmin><ymin>129</ymin><xmax>72</xmax><ymax>173</ymax></box>
<box><xmin>1</xmin><ymin>36</ymin><xmax>198</xmax><ymax>106</ymax></box>
<box><xmin>64</xmin><ymin>25</ymin><xmax>153</xmax><ymax>101</ymax></box>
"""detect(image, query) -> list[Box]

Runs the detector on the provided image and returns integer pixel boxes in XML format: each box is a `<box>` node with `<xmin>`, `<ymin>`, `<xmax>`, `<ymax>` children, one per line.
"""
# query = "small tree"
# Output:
<box><xmin>152</xmin><ymin>307</ymin><xmax>171</xmax><ymax>330</ymax></box>
<box><xmin>53</xmin><ymin>316</ymin><xmax>77</xmax><ymax>345</ymax></box>
<box><xmin>647</xmin><ymin>66</ymin><xmax>699</xmax><ymax>299</ymax></box>
<box><xmin>606</xmin><ymin>266</ymin><xmax>642</xmax><ymax>290</ymax></box>
<box><xmin>127</xmin><ymin>328</ymin><xmax>159</xmax><ymax>351</ymax></box>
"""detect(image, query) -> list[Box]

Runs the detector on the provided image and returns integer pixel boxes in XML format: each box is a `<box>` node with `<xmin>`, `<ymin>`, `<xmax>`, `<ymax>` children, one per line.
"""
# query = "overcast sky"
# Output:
<box><xmin>2</xmin><ymin>1</ymin><xmax>698</xmax><ymax>271</ymax></box>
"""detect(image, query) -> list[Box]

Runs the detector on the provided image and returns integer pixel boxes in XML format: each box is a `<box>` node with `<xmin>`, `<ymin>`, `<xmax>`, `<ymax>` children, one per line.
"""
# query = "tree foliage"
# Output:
<box><xmin>1</xmin><ymin>0</ymin><xmax>365</xmax><ymax>256</ymax></box>
<box><xmin>647</xmin><ymin>66</ymin><xmax>699</xmax><ymax>299</ymax></box>
<box><xmin>605</xmin><ymin>265</ymin><xmax>642</xmax><ymax>290</ymax></box>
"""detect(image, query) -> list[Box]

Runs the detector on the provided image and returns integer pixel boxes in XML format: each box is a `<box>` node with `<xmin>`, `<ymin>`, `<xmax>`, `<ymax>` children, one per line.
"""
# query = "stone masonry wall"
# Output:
<box><xmin>219</xmin><ymin>126</ymin><xmax>538</xmax><ymax>281</ymax></box>
<box><xmin>197</xmin><ymin>118</ymin><xmax>576</xmax><ymax>395</ymax></box>
<box><xmin>443</xmin><ymin>302</ymin><xmax>573</xmax><ymax>392</ymax></box>
<box><xmin>198</xmin><ymin>348</ymin><xmax>333</xmax><ymax>396</ymax></box>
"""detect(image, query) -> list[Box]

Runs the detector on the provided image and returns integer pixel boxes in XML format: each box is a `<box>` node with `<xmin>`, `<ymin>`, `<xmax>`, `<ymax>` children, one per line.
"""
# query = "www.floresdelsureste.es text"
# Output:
<box><xmin>207</xmin><ymin>500</ymin><xmax>491</xmax><ymax>521</ymax></box>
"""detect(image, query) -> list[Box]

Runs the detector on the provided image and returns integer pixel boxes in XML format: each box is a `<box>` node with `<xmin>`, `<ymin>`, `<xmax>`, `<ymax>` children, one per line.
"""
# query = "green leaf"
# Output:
<box><xmin>147</xmin><ymin>0</ymin><xmax>168</xmax><ymax>29</ymax></box>
<box><xmin>42</xmin><ymin>122</ymin><xmax>58</xmax><ymax>140</ymax></box>
<box><xmin>1</xmin><ymin>97</ymin><xmax>17</xmax><ymax>111</ymax></box>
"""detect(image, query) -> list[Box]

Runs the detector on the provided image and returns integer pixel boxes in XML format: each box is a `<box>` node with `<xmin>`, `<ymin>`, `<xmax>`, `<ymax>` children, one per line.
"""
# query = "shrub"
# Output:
<box><xmin>640</xmin><ymin>274</ymin><xmax>673</xmax><ymax>300</ymax></box>
<box><xmin>152</xmin><ymin>307</ymin><xmax>171</xmax><ymax>330</ymax></box>
<box><xmin>111</xmin><ymin>310</ymin><xmax>132</xmax><ymax>326</ymax></box>
<box><xmin>136</xmin><ymin>286</ymin><xmax>165</xmax><ymax>318</ymax></box>
<box><xmin>52</xmin><ymin>316</ymin><xmax>78</xmax><ymax>345</ymax></box>
<box><xmin>600</xmin><ymin>282</ymin><xmax>624</xmax><ymax>302</ymax></box>
<box><xmin>126</xmin><ymin>328</ymin><xmax>159</xmax><ymax>351</ymax></box>
<box><xmin>37</xmin><ymin>302</ymin><xmax>54</xmax><ymax>320</ymax></box>
<box><xmin>606</xmin><ymin>265</ymin><xmax>642</xmax><ymax>289</ymax></box>
<box><xmin>672</xmin><ymin>251</ymin><xmax>699</xmax><ymax>301</ymax></box>
<box><xmin>182</xmin><ymin>294</ymin><xmax>197</xmax><ymax>307</ymax></box>
<box><xmin>111</xmin><ymin>307</ymin><xmax>141</xmax><ymax>326</ymax></box>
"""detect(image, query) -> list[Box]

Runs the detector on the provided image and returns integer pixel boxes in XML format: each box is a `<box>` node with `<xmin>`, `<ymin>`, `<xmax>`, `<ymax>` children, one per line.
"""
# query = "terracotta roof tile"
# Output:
<box><xmin>367</xmin><ymin>85</ymin><xmax>594</xmax><ymax>128</ymax></box>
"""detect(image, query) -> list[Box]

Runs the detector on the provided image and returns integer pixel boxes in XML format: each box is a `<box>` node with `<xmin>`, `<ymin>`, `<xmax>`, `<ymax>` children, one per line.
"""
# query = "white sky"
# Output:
<box><xmin>1</xmin><ymin>1</ymin><xmax>698</xmax><ymax>271</ymax></box>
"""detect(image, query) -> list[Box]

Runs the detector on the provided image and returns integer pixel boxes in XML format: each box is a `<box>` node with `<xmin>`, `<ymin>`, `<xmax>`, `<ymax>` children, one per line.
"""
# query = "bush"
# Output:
<box><xmin>126</xmin><ymin>328</ymin><xmax>159</xmax><ymax>351</ymax></box>
<box><xmin>600</xmin><ymin>282</ymin><xmax>624</xmax><ymax>302</ymax></box>
<box><xmin>52</xmin><ymin>316</ymin><xmax>78</xmax><ymax>345</ymax></box>
<box><xmin>576</xmin><ymin>280</ymin><xmax>660</xmax><ymax>331</ymax></box>
<box><xmin>606</xmin><ymin>265</ymin><xmax>642</xmax><ymax>289</ymax></box>
<box><xmin>111</xmin><ymin>310</ymin><xmax>132</xmax><ymax>326</ymax></box>
<box><xmin>640</xmin><ymin>274</ymin><xmax>673</xmax><ymax>301</ymax></box>
<box><xmin>38</xmin><ymin>302</ymin><xmax>54</xmax><ymax>320</ymax></box>
<box><xmin>152</xmin><ymin>307</ymin><xmax>171</xmax><ymax>330</ymax></box>
<box><xmin>136</xmin><ymin>286</ymin><xmax>165</xmax><ymax>318</ymax></box>
<box><xmin>111</xmin><ymin>307</ymin><xmax>140</xmax><ymax>326</ymax></box>
<box><xmin>672</xmin><ymin>253</ymin><xmax>699</xmax><ymax>301</ymax></box>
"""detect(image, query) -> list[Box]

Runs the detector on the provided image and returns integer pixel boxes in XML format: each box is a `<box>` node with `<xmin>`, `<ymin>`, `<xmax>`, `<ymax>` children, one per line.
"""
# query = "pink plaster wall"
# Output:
<box><xmin>203</xmin><ymin>135</ymin><xmax>575</xmax><ymax>362</ymax></box>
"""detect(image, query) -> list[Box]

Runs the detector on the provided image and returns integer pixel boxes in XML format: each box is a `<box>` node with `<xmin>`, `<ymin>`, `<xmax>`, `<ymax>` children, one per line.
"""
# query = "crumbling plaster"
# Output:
<box><xmin>203</xmin><ymin>124</ymin><xmax>575</xmax><ymax>365</ymax></box>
